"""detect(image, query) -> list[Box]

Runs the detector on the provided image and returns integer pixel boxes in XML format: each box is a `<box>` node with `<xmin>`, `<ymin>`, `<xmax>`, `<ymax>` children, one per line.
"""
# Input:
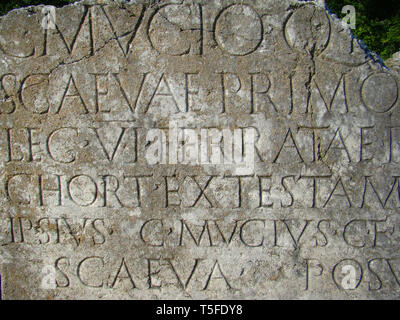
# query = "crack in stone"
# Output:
<box><xmin>46</xmin><ymin>33</ymin><xmax>127</xmax><ymax>75</ymax></box>
<box><xmin>157</xmin><ymin>11</ymin><xmax>200</xmax><ymax>33</ymax></box>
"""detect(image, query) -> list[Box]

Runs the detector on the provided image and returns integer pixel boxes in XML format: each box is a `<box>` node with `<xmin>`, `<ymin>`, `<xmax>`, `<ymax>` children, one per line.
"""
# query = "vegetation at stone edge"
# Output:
<box><xmin>326</xmin><ymin>0</ymin><xmax>399</xmax><ymax>60</ymax></box>
<box><xmin>0</xmin><ymin>0</ymin><xmax>399</xmax><ymax>60</ymax></box>
<box><xmin>0</xmin><ymin>0</ymin><xmax>75</xmax><ymax>16</ymax></box>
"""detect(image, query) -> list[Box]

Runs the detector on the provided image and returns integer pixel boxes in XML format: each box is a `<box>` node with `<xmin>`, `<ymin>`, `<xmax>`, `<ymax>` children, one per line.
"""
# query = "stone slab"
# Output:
<box><xmin>0</xmin><ymin>0</ymin><xmax>400</xmax><ymax>299</ymax></box>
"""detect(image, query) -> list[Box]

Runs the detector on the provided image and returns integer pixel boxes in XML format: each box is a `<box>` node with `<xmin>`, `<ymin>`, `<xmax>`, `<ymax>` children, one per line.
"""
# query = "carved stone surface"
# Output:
<box><xmin>386</xmin><ymin>52</ymin><xmax>400</xmax><ymax>73</ymax></box>
<box><xmin>1</xmin><ymin>0</ymin><xmax>400</xmax><ymax>300</ymax></box>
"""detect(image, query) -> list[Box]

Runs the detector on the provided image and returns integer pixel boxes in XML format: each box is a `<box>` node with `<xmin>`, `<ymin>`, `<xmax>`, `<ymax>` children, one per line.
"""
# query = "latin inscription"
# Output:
<box><xmin>1</xmin><ymin>0</ymin><xmax>400</xmax><ymax>299</ymax></box>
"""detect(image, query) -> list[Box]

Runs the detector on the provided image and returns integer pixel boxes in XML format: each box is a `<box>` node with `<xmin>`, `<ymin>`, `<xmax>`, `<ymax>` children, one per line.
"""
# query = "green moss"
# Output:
<box><xmin>326</xmin><ymin>0</ymin><xmax>400</xmax><ymax>59</ymax></box>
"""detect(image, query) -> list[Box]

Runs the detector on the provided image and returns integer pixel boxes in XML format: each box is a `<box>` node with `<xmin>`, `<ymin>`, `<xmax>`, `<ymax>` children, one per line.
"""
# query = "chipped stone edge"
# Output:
<box><xmin>1</xmin><ymin>0</ymin><xmax>389</xmax><ymax>70</ymax></box>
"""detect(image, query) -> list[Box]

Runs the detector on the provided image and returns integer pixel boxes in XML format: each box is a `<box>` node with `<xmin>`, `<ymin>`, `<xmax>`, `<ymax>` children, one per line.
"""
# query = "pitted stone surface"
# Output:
<box><xmin>0</xmin><ymin>0</ymin><xmax>400</xmax><ymax>299</ymax></box>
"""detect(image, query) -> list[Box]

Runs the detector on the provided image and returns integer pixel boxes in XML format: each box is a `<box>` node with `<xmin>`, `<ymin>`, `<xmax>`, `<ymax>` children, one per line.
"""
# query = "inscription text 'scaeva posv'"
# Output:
<box><xmin>0</xmin><ymin>0</ymin><xmax>400</xmax><ymax>299</ymax></box>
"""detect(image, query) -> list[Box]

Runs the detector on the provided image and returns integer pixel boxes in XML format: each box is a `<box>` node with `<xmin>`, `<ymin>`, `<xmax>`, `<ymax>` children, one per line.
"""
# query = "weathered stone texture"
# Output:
<box><xmin>386</xmin><ymin>52</ymin><xmax>400</xmax><ymax>73</ymax></box>
<box><xmin>0</xmin><ymin>0</ymin><xmax>400</xmax><ymax>299</ymax></box>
